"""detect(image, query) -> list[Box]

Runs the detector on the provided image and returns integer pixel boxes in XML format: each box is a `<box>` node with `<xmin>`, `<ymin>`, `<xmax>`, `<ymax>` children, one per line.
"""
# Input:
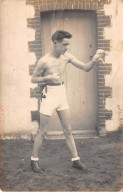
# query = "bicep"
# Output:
<box><xmin>69</xmin><ymin>55</ymin><xmax>85</xmax><ymax>70</ymax></box>
<box><xmin>32</xmin><ymin>60</ymin><xmax>45</xmax><ymax>77</ymax></box>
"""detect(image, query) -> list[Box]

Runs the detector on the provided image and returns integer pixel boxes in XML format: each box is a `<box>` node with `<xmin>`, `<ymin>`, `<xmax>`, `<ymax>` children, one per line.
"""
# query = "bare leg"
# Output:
<box><xmin>57</xmin><ymin>110</ymin><xmax>90</xmax><ymax>172</ymax></box>
<box><xmin>57</xmin><ymin>110</ymin><xmax>78</xmax><ymax>159</ymax></box>
<box><xmin>32</xmin><ymin>113</ymin><xmax>50</xmax><ymax>158</ymax></box>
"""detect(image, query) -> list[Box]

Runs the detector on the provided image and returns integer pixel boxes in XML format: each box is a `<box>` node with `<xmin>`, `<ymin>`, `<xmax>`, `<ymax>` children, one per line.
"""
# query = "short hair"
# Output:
<box><xmin>51</xmin><ymin>30</ymin><xmax>72</xmax><ymax>42</ymax></box>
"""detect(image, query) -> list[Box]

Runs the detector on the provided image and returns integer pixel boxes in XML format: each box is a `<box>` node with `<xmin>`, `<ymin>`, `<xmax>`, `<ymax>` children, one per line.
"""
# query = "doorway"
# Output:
<box><xmin>40</xmin><ymin>10</ymin><xmax>97</xmax><ymax>131</ymax></box>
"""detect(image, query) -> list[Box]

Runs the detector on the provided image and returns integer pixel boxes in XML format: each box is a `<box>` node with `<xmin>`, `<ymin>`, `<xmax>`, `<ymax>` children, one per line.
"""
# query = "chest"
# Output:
<box><xmin>46</xmin><ymin>56</ymin><xmax>68</xmax><ymax>73</ymax></box>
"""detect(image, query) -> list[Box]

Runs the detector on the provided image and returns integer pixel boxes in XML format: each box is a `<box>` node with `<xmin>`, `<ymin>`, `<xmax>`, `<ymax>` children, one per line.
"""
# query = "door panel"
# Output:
<box><xmin>41</xmin><ymin>10</ymin><xmax>97</xmax><ymax>131</ymax></box>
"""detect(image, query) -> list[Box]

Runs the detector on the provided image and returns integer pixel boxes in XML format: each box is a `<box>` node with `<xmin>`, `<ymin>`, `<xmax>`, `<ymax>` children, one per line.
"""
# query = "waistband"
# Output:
<box><xmin>47</xmin><ymin>82</ymin><xmax>64</xmax><ymax>86</ymax></box>
<box><xmin>44</xmin><ymin>82</ymin><xmax>65</xmax><ymax>93</ymax></box>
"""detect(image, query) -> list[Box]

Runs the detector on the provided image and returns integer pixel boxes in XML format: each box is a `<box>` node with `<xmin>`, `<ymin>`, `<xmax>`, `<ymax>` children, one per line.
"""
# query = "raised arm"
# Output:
<box><xmin>69</xmin><ymin>50</ymin><xmax>105</xmax><ymax>72</ymax></box>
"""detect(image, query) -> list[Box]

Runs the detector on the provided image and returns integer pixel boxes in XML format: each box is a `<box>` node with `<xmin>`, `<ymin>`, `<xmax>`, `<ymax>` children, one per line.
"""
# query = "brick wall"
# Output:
<box><xmin>26</xmin><ymin>0</ymin><xmax>112</xmax><ymax>135</ymax></box>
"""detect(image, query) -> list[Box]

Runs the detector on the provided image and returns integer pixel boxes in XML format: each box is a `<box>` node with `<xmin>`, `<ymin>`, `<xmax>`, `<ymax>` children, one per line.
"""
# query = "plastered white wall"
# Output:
<box><xmin>0</xmin><ymin>0</ymin><xmax>123</xmax><ymax>134</ymax></box>
<box><xmin>104</xmin><ymin>0</ymin><xmax>123</xmax><ymax>131</ymax></box>
<box><xmin>0</xmin><ymin>0</ymin><xmax>38</xmax><ymax>133</ymax></box>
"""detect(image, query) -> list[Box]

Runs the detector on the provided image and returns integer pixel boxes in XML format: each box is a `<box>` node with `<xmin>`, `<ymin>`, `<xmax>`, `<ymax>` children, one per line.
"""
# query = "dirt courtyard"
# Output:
<box><xmin>0</xmin><ymin>131</ymin><xmax>123</xmax><ymax>192</ymax></box>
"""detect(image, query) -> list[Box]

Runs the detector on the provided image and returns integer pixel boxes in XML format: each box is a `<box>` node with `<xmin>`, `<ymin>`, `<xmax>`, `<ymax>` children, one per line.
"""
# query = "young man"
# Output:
<box><xmin>30</xmin><ymin>30</ymin><xmax>105</xmax><ymax>173</ymax></box>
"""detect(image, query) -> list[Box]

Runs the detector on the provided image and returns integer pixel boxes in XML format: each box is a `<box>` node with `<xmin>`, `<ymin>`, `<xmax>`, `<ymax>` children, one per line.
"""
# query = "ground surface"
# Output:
<box><xmin>0</xmin><ymin>131</ymin><xmax>123</xmax><ymax>192</ymax></box>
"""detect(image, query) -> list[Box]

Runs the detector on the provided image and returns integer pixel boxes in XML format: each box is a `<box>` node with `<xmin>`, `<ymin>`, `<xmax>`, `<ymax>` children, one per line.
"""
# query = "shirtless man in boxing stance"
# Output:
<box><xmin>30</xmin><ymin>30</ymin><xmax>105</xmax><ymax>173</ymax></box>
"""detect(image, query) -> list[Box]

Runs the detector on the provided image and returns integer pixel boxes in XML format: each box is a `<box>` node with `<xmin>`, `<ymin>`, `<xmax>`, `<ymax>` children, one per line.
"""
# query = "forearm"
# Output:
<box><xmin>70</xmin><ymin>56</ymin><xmax>97</xmax><ymax>72</ymax></box>
<box><xmin>84</xmin><ymin>59</ymin><xmax>97</xmax><ymax>72</ymax></box>
<box><xmin>31</xmin><ymin>75</ymin><xmax>52</xmax><ymax>84</ymax></box>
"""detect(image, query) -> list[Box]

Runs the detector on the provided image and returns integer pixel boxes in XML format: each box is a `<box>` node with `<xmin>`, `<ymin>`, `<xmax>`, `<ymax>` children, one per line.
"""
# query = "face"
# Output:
<box><xmin>54</xmin><ymin>38</ymin><xmax>70</xmax><ymax>55</ymax></box>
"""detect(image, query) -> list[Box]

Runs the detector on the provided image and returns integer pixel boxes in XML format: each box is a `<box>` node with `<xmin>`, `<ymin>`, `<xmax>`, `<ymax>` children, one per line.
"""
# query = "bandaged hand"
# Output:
<box><xmin>45</xmin><ymin>73</ymin><xmax>60</xmax><ymax>82</ymax></box>
<box><xmin>93</xmin><ymin>49</ymin><xmax>108</xmax><ymax>64</ymax></box>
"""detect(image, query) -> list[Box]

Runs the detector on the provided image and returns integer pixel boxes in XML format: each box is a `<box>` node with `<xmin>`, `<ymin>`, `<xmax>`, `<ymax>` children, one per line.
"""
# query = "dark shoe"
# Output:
<box><xmin>73</xmin><ymin>160</ymin><xmax>90</xmax><ymax>173</ymax></box>
<box><xmin>30</xmin><ymin>160</ymin><xmax>44</xmax><ymax>173</ymax></box>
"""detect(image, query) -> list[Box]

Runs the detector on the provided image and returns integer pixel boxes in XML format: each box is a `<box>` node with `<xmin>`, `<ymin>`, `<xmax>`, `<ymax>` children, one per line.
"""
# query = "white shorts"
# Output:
<box><xmin>40</xmin><ymin>84</ymin><xmax>69</xmax><ymax>116</ymax></box>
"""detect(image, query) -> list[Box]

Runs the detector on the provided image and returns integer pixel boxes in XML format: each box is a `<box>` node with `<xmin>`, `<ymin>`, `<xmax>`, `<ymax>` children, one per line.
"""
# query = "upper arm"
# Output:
<box><xmin>69</xmin><ymin>54</ymin><xmax>86</xmax><ymax>71</ymax></box>
<box><xmin>32</xmin><ymin>58</ymin><xmax>45</xmax><ymax>78</ymax></box>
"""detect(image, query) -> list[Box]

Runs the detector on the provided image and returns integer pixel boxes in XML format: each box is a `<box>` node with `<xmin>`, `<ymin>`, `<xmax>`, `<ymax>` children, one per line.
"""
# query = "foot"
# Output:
<box><xmin>73</xmin><ymin>160</ymin><xmax>90</xmax><ymax>173</ymax></box>
<box><xmin>30</xmin><ymin>160</ymin><xmax>44</xmax><ymax>173</ymax></box>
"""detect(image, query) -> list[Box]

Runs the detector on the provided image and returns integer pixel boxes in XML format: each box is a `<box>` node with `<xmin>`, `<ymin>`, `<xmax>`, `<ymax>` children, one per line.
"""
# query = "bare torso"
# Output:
<box><xmin>42</xmin><ymin>52</ymin><xmax>71</xmax><ymax>83</ymax></box>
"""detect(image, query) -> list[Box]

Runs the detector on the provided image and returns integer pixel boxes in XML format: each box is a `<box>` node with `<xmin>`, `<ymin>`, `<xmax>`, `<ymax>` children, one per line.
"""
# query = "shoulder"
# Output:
<box><xmin>63</xmin><ymin>52</ymin><xmax>75</xmax><ymax>62</ymax></box>
<box><xmin>37</xmin><ymin>53</ymin><xmax>49</xmax><ymax>68</ymax></box>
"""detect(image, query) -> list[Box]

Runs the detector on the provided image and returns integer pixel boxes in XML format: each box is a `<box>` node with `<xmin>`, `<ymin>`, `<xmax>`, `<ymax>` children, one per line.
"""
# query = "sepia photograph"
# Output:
<box><xmin>0</xmin><ymin>0</ymin><xmax>123</xmax><ymax>192</ymax></box>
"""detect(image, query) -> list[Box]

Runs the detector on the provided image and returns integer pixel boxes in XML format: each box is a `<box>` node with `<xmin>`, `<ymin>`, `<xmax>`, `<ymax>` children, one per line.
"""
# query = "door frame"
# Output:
<box><xmin>28</xmin><ymin>0</ymin><xmax>112</xmax><ymax>135</ymax></box>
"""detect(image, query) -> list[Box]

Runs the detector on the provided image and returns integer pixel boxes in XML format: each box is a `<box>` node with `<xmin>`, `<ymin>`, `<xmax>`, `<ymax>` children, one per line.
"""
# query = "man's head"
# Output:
<box><xmin>52</xmin><ymin>30</ymin><xmax>72</xmax><ymax>42</ymax></box>
<box><xmin>51</xmin><ymin>30</ymin><xmax>72</xmax><ymax>55</ymax></box>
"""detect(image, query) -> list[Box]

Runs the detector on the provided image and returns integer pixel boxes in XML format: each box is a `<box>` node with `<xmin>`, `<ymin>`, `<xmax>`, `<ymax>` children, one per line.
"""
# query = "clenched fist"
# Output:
<box><xmin>45</xmin><ymin>73</ymin><xmax>60</xmax><ymax>82</ymax></box>
<box><xmin>93</xmin><ymin>49</ymin><xmax>108</xmax><ymax>64</ymax></box>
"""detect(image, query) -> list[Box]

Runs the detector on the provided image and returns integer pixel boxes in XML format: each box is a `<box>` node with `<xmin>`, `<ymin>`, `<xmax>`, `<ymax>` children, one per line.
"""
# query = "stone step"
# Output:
<box><xmin>45</xmin><ymin>130</ymin><xmax>98</xmax><ymax>139</ymax></box>
<box><xmin>0</xmin><ymin>130</ymin><xmax>98</xmax><ymax>140</ymax></box>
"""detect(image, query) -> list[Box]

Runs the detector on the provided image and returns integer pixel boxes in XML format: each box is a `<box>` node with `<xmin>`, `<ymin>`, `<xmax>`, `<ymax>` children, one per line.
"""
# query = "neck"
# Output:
<box><xmin>51</xmin><ymin>49</ymin><xmax>61</xmax><ymax>58</ymax></box>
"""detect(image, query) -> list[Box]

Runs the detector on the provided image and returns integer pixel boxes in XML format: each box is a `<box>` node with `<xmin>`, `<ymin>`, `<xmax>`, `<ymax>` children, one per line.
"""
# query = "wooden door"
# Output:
<box><xmin>41</xmin><ymin>10</ymin><xmax>97</xmax><ymax>131</ymax></box>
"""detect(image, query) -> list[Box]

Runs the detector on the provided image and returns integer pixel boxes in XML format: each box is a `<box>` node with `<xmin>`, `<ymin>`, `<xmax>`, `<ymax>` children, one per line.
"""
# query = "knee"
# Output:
<box><xmin>36</xmin><ymin>129</ymin><xmax>46</xmax><ymax>141</ymax></box>
<box><xmin>37</xmin><ymin>129</ymin><xmax>44</xmax><ymax>137</ymax></box>
<box><xmin>64</xmin><ymin>128</ymin><xmax>73</xmax><ymax>138</ymax></box>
